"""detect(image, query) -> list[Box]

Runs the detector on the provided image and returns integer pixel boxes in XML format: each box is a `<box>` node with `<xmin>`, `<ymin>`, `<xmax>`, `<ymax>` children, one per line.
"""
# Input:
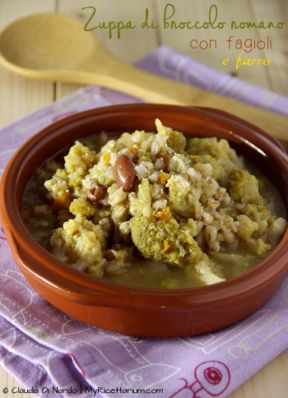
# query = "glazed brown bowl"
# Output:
<box><xmin>0</xmin><ymin>104</ymin><xmax>287</xmax><ymax>337</ymax></box>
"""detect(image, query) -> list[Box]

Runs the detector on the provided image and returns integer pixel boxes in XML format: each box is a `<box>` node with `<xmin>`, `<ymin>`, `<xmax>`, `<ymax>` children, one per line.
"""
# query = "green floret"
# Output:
<box><xmin>236</xmin><ymin>203</ymin><xmax>274</xmax><ymax>256</ymax></box>
<box><xmin>50</xmin><ymin>217</ymin><xmax>106</xmax><ymax>277</ymax></box>
<box><xmin>64</xmin><ymin>141</ymin><xmax>98</xmax><ymax>192</ymax></box>
<box><xmin>187</xmin><ymin>137</ymin><xmax>243</xmax><ymax>182</ymax></box>
<box><xmin>131</xmin><ymin>216</ymin><xmax>204</xmax><ymax>267</ymax></box>
<box><xmin>190</xmin><ymin>154</ymin><xmax>224</xmax><ymax>181</ymax></box>
<box><xmin>228</xmin><ymin>169</ymin><xmax>263</xmax><ymax>204</ymax></box>
<box><xmin>131</xmin><ymin>179</ymin><xmax>152</xmax><ymax>218</ymax></box>
<box><xmin>155</xmin><ymin>119</ymin><xmax>186</xmax><ymax>153</ymax></box>
<box><xmin>243</xmin><ymin>203</ymin><xmax>273</xmax><ymax>224</ymax></box>
<box><xmin>69</xmin><ymin>197</ymin><xmax>96</xmax><ymax>217</ymax></box>
<box><xmin>247</xmin><ymin>239</ymin><xmax>271</xmax><ymax>256</ymax></box>
<box><xmin>166</xmin><ymin>130</ymin><xmax>186</xmax><ymax>153</ymax></box>
<box><xmin>187</xmin><ymin>137</ymin><xmax>236</xmax><ymax>160</ymax></box>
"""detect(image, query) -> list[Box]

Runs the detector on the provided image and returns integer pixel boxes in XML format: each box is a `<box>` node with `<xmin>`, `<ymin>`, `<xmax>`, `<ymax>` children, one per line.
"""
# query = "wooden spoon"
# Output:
<box><xmin>0</xmin><ymin>13</ymin><xmax>287</xmax><ymax>142</ymax></box>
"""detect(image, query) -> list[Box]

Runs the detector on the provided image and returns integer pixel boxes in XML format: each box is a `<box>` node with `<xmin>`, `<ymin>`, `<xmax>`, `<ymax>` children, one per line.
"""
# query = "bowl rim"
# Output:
<box><xmin>1</xmin><ymin>104</ymin><xmax>288</xmax><ymax>308</ymax></box>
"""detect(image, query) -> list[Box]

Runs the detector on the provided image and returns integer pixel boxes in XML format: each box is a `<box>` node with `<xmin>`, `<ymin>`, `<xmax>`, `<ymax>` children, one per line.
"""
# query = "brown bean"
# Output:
<box><xmin>114</xmin><ymin>155</ymin><xmax>136</xmax><ymax>192</ymax></box>
<box><xmin>87</xmin><ymin>185</ymin><xmax>107</xmax><ymax>202</ymax></box>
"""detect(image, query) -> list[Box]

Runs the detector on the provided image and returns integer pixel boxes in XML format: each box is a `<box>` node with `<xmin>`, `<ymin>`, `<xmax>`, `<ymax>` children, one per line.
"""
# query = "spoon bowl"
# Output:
<box><xmin>0</xmin><ymin>13</ymin><xmax>96</xmax><ymax>70</ymax></box>
<box><xmin>0</xmin><ymin>12</ymin><xmax>287</xmax><ymax>143</ymax></box>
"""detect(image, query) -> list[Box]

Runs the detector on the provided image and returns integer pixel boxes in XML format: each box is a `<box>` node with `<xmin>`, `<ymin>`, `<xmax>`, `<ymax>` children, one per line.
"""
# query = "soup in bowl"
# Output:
<box><xmin>22</xmin><ymin>119</ymin><xmax>286</xmax><ymax>289</ymax></box>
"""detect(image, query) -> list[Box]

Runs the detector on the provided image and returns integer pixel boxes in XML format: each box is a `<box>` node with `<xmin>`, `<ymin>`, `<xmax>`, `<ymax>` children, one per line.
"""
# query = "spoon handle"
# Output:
<box><xmin>80</xmin><ymin>56</ymin><xmax>288</xmax><ymax>143</ymax></box>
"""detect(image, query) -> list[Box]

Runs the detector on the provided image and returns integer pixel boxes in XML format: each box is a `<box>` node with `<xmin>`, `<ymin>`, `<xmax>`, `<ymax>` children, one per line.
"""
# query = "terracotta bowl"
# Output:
<box><xmin>0</xmin><ymin>104</ymin><xmax>287</xmax><ymax>337</ymax></box>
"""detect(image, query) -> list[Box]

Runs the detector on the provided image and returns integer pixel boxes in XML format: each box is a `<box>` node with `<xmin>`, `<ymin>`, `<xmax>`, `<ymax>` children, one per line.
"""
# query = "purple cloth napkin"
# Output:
<box><xmin>0</xmin><ymin>46</ymin><xmax>287</xmax><ymax>398</ymax></box>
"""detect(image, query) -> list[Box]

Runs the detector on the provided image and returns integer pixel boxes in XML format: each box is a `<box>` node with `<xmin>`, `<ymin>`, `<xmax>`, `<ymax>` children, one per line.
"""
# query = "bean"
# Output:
<box><xmin>114</xmin><ymin>155</ymin><xmax>136</xmax><ymax>192</ymax></box>
<box><xmin>87</xmin><ymin>185</ymin><xmax>107</xmax><ymax>202</ymax></box>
